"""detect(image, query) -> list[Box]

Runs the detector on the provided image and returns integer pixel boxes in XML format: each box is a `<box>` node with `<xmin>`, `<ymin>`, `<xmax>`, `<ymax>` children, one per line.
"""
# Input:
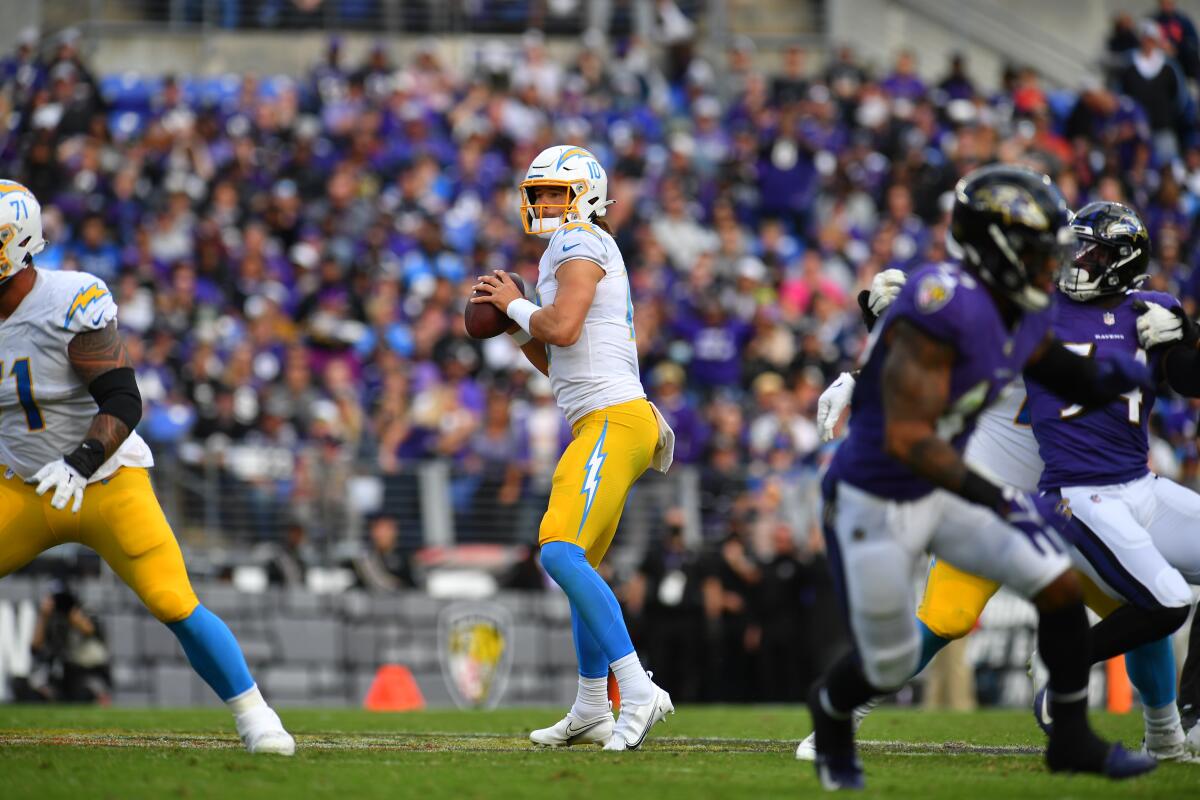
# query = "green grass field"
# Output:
<box><xmin>0</xmin><ymin>705</ymin><xmax>1192</xmax><ymax>799</ymax></box>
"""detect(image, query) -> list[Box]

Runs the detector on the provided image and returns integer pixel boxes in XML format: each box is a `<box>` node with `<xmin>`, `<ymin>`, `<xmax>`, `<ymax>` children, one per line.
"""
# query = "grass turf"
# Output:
<box><xmin>0</xmin><ymin>705</ymin><xmax>1191</xmax><ymax>799</ymax></box>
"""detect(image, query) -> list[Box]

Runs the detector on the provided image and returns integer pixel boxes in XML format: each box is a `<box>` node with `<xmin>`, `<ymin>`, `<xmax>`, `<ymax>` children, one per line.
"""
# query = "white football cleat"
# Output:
<box><xmin>1027</xmin><ymin>649</ymin><xmax>1049</xmax><ymax>691</ymax></box>
<box><xmin>796</xmin><ymin>698</ymin><xmax>878</xmax><ymax>761</ymax></box>
<box><xmin>1185</xmin><ymin>721</ymin><xmax>1200</xmax><ymax>759</ymax></box>
<box><xmin>236</xmin><ymin>705</ymin><xmax>296</xmax><ymax>756</ymax></box>
<box><xmin>530</xmin><ymin>710</ymin><xmax>614</xmax><ymax>747</ymax></box>
<box><xmin>1142</xmin><ymin>723</ymin><xmax>1198</xmax><ymax>762</ymax></box>
<box><xmin>603</xmin><ymin>682</ymin><xmax>674</xmax><ymax>751</ymax></box>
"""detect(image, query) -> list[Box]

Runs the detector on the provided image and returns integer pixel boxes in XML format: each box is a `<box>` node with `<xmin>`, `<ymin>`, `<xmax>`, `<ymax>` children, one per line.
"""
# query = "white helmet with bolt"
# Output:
<box><xmin>0</xmin><ymin>180</ymin><xmax>46</xmax><ymax>283</ymax></box>
<box><xmin>518</xmin><ymin>145</ymin><xmax>612</xmax><ymax>238</ymax></box>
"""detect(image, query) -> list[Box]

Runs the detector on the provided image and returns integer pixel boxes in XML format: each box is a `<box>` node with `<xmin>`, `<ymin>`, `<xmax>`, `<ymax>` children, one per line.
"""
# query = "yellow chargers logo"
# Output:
<box><xmin>64</xmin><ymin>283</ymin><xmax>110</xmax><ymax>329</ymax></box>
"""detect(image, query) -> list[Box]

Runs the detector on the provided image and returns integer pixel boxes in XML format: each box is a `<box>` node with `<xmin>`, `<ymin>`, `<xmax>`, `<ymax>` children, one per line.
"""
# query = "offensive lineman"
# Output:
<box><xmin>0</xmin><ymin>181</ymin><xmax>293</xmax><ymax>755</ymax></box>
<box><xmin>471</xmin><ymin>145</ymin><xmax>676</xmax><ymax>751</ymax></box>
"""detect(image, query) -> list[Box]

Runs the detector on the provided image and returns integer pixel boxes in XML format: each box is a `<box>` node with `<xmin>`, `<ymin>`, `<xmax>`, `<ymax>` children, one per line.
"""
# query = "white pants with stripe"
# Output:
<box><xmin>824</xmin><ymin>481</ymin><xmax>1071</xmax><ymax>692</ymax></box>
<box><xmin>1059</xmin><ymin>473</ymin><xmax>1199</xmax><ymax>610</ymax></box>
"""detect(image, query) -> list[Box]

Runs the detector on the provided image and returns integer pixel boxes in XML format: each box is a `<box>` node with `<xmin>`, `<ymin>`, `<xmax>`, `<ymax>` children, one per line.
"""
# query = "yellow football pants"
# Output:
<box><xmin>916</xmin><ymin>558</ymin><xmax>1123</xmax><ymax>640</ymax></box>
<box><xmin>0</xmin><ymin>466</ymin><xmax>199</xmax><ymax>623</ymax></box>
<box><xmin>539</xmin><ymin>398</ymin><xmax>658</xmax><ymax>567</ymax></box>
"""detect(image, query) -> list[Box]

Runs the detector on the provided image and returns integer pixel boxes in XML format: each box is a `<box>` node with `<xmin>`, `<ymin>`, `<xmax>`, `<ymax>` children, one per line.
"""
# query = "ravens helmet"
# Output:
<box><xmin>950</xmin><ymin>165</ymin><xmax>1074</xmax><ymax>313</ymax></box>
<box><xmin>1059</xmin><ymin>201</ymin><xmax>1150</xmax><ymax>302</ymax></box>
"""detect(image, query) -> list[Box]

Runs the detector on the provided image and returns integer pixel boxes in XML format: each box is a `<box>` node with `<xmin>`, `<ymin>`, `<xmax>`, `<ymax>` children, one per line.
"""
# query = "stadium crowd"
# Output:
<box><xmin>2</xmin><ymin>5</ymin><xmax>1200</xmax><ymax>700</ymax></box>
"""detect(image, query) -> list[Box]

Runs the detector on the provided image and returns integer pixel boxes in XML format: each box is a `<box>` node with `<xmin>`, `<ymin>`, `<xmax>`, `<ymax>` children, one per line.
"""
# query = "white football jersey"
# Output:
<box><xmin>0</xmin><ymin>269</ymin><xmax>152</xmax><ymax>482</ymax></box>
<box><xmin>535</xmin><ymin>221</ymin><xmax>645</xmax><ymax>424</ymax></box>
<box><xmin>963</xmin><ymin>380</ymin><xmax>1042</xmax><ymax>493</ymax></box>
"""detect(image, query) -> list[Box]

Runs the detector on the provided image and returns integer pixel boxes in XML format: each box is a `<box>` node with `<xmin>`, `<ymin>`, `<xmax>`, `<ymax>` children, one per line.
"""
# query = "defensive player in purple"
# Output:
<box><xmin>1026</xmin><ymin>201</ymin><xmax>1200</xmax><ymax>740</ymax></box>
<box><xmin>807</xmin><ymin>166</ymin><xmax>1158</xmax><ymax>790</ymax></box>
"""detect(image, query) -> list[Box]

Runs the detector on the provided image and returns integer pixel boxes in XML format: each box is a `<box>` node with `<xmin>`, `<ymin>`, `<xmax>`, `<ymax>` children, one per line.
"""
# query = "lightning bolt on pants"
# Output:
<box><xmin>538</xmin><ymin>398</ymin><xmax>658</xmax><ymax>566</ymax></box>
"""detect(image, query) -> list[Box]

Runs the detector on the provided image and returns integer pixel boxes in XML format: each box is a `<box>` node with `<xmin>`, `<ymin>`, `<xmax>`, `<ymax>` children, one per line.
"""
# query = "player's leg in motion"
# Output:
<box><xmin>74</xmin><ymin>468</ymin><xmax>294</xmax><ymax>755</ymax></box>
<box><xmin>1179</xmin><ymin>611</ymin><xmax>1200</xmax><ymax>737</ymax></box>
<box><xmin>810</xmin><ymin>484</ymin><xmax>1150</xmax><ymax>790</ymax></box>
<box><xmin>1044</xmin><ymin>477</ymin><xmax>1195</xmax><ymax>757</ymax></box>
<box><xmin>531</xmin><ymin>400</ymin><xmax>671</xmax><ymax>751</ymax></box>
<box><xmin>0</xmin><ymin>471</ymin><xmax>63</xmax><ymax>587</ymax></box>
<box><xmin>1141</xmin><ymin>475</ymin><xmax>1200</xmax><ymax>754</ymax></box>
<box><xmin>796</xmin><ymin>559</ymin><xmax>999</xmax><ymax>761</ymax></box>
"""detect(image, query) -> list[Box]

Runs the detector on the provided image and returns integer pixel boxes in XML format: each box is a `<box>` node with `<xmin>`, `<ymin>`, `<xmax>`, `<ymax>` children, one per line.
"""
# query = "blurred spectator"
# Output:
<box><xmin>626</xmin><ymin>510</ymin><xmax>707</xmax><ymax>701</ymax></box>
<box><xmin>352</xmin><ymin>516</ymin><xmax>415</xmax><ymax>590</ymax></box>
<box><xmin>13</xmin><ymin>584</ymin><xmax>111</xmax><ymax>703</ymax></box>
<box><xmin>1154</xmin><ymin>0</ymin><xmax>1200</xmax><ymax>81</ymax></box>
<box><xmin>937</xmin><ymin>52</ymin><xmax>976</xmax><ymax>101</ymax></box>
<box><xmin>648</xmin><ymin>362</ymin><xmax>708</xmax><ymax>464</ymax></box>
<box><xmin>882</xmin><ymin>50</ymin><xmax>926</xmax><ymax>102</ymax></box>
<box><xmin>702</xmin><ymin>519</ymin><xmax>761</xmax><ymax>701</ymax></box>
<box><xmin>1117</xmin><ymin>19</ymin><xmax>1189</xmax><ymax>163</ymax></box>
<box><xmin>264</xmin><ymin>521</ymin><xmax>313</xmax><ymax>586</ymax></box>
<box><xmin>1108</xmin><ymin>12</ymin><xmax>1142</xmax><ymax>61</ymax></box>
<box><xmin>755</xmin><ymin>522</ymin><xmax>823</xmax><ymax>701</ymax></box>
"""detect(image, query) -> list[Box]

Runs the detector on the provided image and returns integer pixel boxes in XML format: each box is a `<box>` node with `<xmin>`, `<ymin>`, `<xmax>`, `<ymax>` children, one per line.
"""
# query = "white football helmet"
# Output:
<box><xmin>0</xmin><ymin>180</ymin><xmax>45</xmax><ymax>283</ymax></box>
<box><xmin>518</xmin><ymin>145</ymin><xmax>611</xmax><ymax>238</ymax></box>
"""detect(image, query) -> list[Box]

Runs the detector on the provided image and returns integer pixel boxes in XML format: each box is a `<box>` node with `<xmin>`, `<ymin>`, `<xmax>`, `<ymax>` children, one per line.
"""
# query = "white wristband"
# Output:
<box><xmin>509</xmin><ymin>329</ymin><xmax>532</xmax><ymax>346</ymax></box>
<box><xmin>506</xmin><ymin>298</ymin><xmax>539</xmax><ymax>336</ymax></box>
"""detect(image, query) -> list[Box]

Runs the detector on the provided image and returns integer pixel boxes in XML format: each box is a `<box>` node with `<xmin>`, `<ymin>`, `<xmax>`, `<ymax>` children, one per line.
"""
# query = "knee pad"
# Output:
<box><xmin>1153</xmin><ymin>568</ymin><xmax>1193</xmax><ymax>610</ymax></box>
<box><xmin>147</xmin><ymin>587</ymin><xmax>199</xmax><ymax>624</ymax></box>
<box><xmin>861</xmin><ymin>635</ymin><xmax>921</xmax><ymax>692</ymax></box>
<box><xmin>846</xmin><ymin>543</ymin><xmax>920</xmax><ymax>691</ymax></box>
<box><xmin>917</xmin><ymin>600</ymin><xmax>979</xmax><ymax>641</ymax></box>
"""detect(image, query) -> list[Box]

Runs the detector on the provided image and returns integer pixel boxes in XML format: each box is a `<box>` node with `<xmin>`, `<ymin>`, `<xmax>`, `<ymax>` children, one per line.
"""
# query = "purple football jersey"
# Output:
<box><xmin>829</xmin><ymin>263</ymin><xmax>1053</xmax><ymax>500</ymax></box>
<box><xmin>1029</xmin><ymin>291</ymin><xmax>1176</xmax><ymax>491</ymax></box>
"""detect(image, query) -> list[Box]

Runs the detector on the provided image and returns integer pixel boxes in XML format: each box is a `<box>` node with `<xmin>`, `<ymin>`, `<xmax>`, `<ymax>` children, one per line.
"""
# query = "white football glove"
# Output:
<box><xmin>817</xmin><ymin>372</ymin><xmax>857</xmax><ymax>443</ymax></box>
<box><xmin>868</xmin><ymin>269</ymin><xmax>908</xmax><ymax>318</ymax></box>
<box><xmin>33</xmin><ymin>459</ymin><xmax>87</xmax><ymax>513</ymax></box>
<box><xmin>1136</xmin><ymin>301</ymin><xmax>1185</xmax><ymax>349</ymax></box>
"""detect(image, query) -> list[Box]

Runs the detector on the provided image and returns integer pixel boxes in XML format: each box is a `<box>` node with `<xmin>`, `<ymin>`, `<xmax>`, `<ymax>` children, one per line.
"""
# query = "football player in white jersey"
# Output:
<box><xmin>0</xmin><ymin>181</ymin><xmax>293</xmax><ymax>754</ymax></box>
<box><xmin>472</xmin><ymin>145</ymin><xmax>676</xmax><ymax>751</ymax></box>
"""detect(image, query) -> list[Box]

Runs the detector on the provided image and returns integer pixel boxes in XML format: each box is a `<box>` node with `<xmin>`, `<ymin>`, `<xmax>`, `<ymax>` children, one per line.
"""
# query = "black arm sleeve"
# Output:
<box><xmin>1023</xmin><ymin>339</ymin><xmax>1125</xmax><ymax>408</ymax></box>
<box><xmin>88</xmin><ymin>367</ymin><xmax>142</xmax><ymax>430</ymax></box>
<box><xmin>1163</xmin><ymin>344</ymin><xmax>1200</xmax><ymax>397</ymax></box>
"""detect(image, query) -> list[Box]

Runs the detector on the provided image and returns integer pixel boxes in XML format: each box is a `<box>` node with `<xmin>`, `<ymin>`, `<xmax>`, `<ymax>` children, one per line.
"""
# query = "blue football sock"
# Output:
<box><xmin>167</xmin><ymin>604</ymin><xmax>255</xmax><ymax>702</ymax></box>
<box><xmin>1125</xmin><ymin>635</ymin><xmax>1177</xmax><ymax>709</ymax></box>
<box><xmin>541</xmin><ymin>541</ymin><xmax>635</xmax><ymax>663</ymax></box>
<box><xmin>571</xmin><ymin>602</ymin><xmax>609</xmax><ymax>679</ymax></box>
<box><xmin>915</xmin><ymin>618</ymin><xmax>952</xmax><ymax>675</ymax></box>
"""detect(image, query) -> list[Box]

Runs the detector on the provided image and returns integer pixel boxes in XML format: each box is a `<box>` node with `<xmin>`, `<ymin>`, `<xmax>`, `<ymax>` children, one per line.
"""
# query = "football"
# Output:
<box><xmin>465</xmin><ymin>272</ymin><xmax>526</xmax><ymax>339</ymax></box>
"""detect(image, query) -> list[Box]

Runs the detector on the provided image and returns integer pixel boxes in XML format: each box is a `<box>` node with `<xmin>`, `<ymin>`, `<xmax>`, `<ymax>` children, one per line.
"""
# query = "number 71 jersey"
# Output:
<box><xmin>1027</xmin><ymin>290</ymin><xmax>1172</xmax><ymax>492</ymax></box>
<box><xmin>0</xmin><ymin>269</ymin><xmax>152</xmax><ymax>483</ymax></box>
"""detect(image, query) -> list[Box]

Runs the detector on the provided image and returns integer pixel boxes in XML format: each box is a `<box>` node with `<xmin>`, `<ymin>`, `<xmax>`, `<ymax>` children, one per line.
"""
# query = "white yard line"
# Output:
<box><xmin>0</xmin><ymin>731</ymin><xmax>1042</xmax><ymax>757</ymax></box>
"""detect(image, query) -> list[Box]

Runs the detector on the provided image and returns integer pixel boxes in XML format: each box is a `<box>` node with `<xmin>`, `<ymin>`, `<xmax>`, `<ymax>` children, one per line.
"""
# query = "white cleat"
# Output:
<box><xmin>603</xmin><ymin>682</ymin><xmax>674</xmax><ymax>751</ymax></box>
<box><xmin>1185</xmin><ymin>722</ymin><xmax>1200</xmax><ymax>760</ymax></box>
<box><xmin>795</xmin><ymin>731</ymin><xmax>818</xmax><ymax>762</ymax></box>
<box><xmin>529</xmin><ymin>710</ymin><xmax>614</xmax><ymax>747</ymax></box>
<box><xmin>796</xmin><ymin>699</ymin><xmax>877</xmax><ymax>761</ymax></box>
<box><xmin>1026</xmin><ymin>649</ymin><xmax>1049</xmax><ymax>691</ymax></box>
<box><xmin>1142</xmin><ymin>724</ymin><xmax>1199</xmax><ymax>762</ymax></box>
<box><xmin>236</xmin><ymin>706</ymin><xmax>296</xmax><ymax>756</ymax></box>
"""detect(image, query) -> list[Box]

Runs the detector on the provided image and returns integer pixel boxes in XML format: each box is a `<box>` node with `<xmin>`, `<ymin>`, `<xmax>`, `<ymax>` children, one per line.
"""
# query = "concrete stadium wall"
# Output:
<box><xmin>0</xmin><ymin>577</ymin><xmax>579</xmax><ymax>709</ymax></box>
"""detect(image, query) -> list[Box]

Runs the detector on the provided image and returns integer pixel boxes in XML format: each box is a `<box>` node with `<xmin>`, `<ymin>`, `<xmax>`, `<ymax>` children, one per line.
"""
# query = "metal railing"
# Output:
<box><xmin>149</xmin><ymin>451</ymin><xmax>727</xmax><ymax>559</ymax></box>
